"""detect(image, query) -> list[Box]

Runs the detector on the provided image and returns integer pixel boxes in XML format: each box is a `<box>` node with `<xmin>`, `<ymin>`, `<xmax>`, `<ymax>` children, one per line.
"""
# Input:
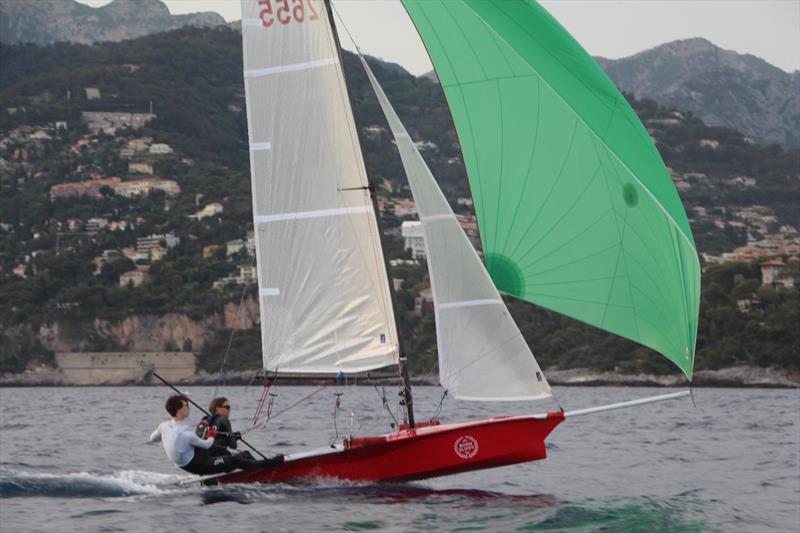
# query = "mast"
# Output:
<box><xmin>324</xmin><ymin>0</ymin><xmax>415</xmax><ymax>428</ymax></box>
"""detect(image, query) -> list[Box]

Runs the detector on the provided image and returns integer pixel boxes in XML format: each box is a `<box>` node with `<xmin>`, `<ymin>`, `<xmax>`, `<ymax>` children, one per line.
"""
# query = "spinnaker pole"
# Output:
<box><xmin>324</xmin><ymin>0</ymin><xmax>415</xmax><ymax>428</ymax></box>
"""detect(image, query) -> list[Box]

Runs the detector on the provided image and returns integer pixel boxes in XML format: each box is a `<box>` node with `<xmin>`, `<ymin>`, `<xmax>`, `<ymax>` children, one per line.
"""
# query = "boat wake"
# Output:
<box><xmin>0</xmin><ymin>468</ymin><xmax>188</xmax><ymax>498</ymax></box>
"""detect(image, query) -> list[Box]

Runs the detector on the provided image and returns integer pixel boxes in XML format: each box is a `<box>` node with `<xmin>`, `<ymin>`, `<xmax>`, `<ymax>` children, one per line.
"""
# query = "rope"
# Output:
<box><xmin>331</xmin><ymin>393</ymin><xmax>343</xmax><ymax>446</ymax></box>
<box><xmin>251</xmin><ymin>378</ymin><xmax>274</xmax><ymax>426</ymax></box>
<box><xmin>374</xmin><ymin>385</ymin><xmax>399</xmax><ymax>429</ymax></box>
<box><xmin>431</xmin><ymin>389</ymin><xmax>448</xmax><ymax>421</ymax></box>
<box><xmin>213</xmin><ymin>255</ymin><xmax>257</xmax><ymax>396</ymax></box>
<box><xmin>244</xmin><ymin>385</ymin><xmax>329</xmax><ymax>435</ymax></box>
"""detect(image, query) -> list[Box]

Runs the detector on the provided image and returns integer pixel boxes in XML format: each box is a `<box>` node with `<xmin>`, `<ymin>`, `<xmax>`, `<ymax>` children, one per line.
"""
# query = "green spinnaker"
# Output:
<box><xmin>402</xmin><ymin>0</ymin><xmax>700</xmax><ymax>378</ymax></box>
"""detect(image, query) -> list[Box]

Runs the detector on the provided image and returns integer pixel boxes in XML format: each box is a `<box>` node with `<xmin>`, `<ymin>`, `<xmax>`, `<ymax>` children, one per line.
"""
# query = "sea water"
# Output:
<box><xmin>1</xmin><ymin>385</ymin><xmax>797</xmax><ymax>532</ymax></box>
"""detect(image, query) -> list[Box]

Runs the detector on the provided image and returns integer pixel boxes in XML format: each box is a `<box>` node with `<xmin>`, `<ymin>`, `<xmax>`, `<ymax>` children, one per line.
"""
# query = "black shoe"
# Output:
<box><xmin>254</xmin><ymin>454</ymin><xmax>284</xmax><ymax>468</ymax></box>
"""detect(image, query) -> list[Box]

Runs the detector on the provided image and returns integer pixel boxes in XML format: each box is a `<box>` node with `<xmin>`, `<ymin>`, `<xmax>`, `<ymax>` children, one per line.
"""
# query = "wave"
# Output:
<box><xmin>0</xmin><ymin>469</ymin><xmax>188</xmax><ymax>498</ymax></box>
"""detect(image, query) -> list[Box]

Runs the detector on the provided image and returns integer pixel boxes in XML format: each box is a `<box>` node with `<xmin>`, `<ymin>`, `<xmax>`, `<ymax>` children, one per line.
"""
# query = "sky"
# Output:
<box><xmin>77</xmin><ymin>0</ymin><xmax>800</xmax><ymax>75</ymax></box>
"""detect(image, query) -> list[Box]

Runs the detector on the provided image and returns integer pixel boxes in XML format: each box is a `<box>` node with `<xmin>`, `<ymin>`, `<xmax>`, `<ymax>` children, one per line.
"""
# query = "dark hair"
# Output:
<box><xmin>208</xmin><ymin>397</ymin><xmax>229</xmax><ymax>413</ymax></box>
<box><xmin>165</xmin><ymin>394</ymin><xmax>189</xmax><ymax>416</ymax></box>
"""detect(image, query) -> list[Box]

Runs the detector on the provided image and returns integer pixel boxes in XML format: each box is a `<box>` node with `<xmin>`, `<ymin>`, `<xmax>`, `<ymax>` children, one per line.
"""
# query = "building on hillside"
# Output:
<box><xmin>189</xmin><ymin>202</ymin><xmax>223</xmax><ymax>220</ymax></box>
<box><xmin>761</xmin><ymin>258</ymin><xmax>796</xmax><ymax>289</ymax></box>
<box><xmin>456</xmin><ymin>197</ymin><xmax>473</xmax><ymax>207</ymax></box>
<box><xmin>82</xmin><ymin>111</ymin><xmax>155</xmax><ymax>134</ymax></box>
<box><xmin>722</xmin><ymin>245</ymin><xmax>769</xmax><ymax>263</ymax></box>
<box><xmin>413</xmin><ymin>140</ymin><xmax>438</xmax><ymax>151</ymax></box>
<box><xmin>203</xmin><ymin>244</ymin><xmax>222</xmax><ymax>258</ymax></box>
<box><xmin>49</xmin><ymin>177</ymin><xmax>122</xmax><ymax>199</ymax></box>
<box><xmin>128</xmin><ymin>162</ymin><xmax>154</xmax><ymax>175</ymax></box>
<box><xmin>127</xmin><ymin>138</ymin><xmax>152</xmax><ymax>152</ymax></box>
<box><xmin>732</xmin><ymin>176</ymin><xmax>757</xmax><ymax>187</ymax></box>
<box><xmin>402</xmin><ymin>220</ymin><xmax>425</xmax><ymax>260</ymax></box>
<box><xmin>149</xmin><ymin>245</ymin><xmax>168</xmax><ymax>262</ymax></box>
<box><xmin>213</xmin><ymin>265</ymin><xmax>257</xmax><ymax>289</ymax></box>
<box><xmin>413</xmin><ymin>287</ymin><xmax>434</xmax><ymax>316</ymax></box>
<box><xmin>148</xmin><ymin>143</ymin><xmax>173</xmax><ymax>155</ymax></box>
<box><xmin>699</xmin><ymin>139</ymin><xmax>720</xmax><ymax>149</ymax></box>
<box><xmin>119</xmin><ymin>267</ymin><xmax>150</xmax><ymax>288</ymax></box>
<box><xmin>136</xmin><ymin>233</ymin><xmax>179</xmax><ymax>255</ymax></box>
<box><xmin>736</xmin><ymin>297</ymin><xmax>758</xmax><ymax>314</ymax></box>
<box><xmin>85</xmin><ymin>218</ymin><xmax>109</xmax><ymax>233</ymax></box>
<box><xmin>29</xmin><ymin>130</ymin><xmax>52</xmax><ymax>141</ymax></box>
<box><xmin>93</xmin><ymin>256</ymin><xmax>106</xmax><ymax>274</ymax></box>
<box><xmin>245</xmin><ymin>231</ymin><xmax>255</xmax><ymax>256</ymax></box>
<box><xmin>115</xmin><ymin>178</ymin><xmax>180</xmax><ymax>197</ymax></box>
<box><xmin>393</xmin><ymin>198</ymin><xmax>417</xmax><ymax>216</ymax></box>
<box><xmin>362</xmin><ymin>125</ymin><xmax>386</xmax><ymax>139</ymax></box>
<box><xmin>683</xmin><ymin>172</ymin><xmax>707</xmax><ymax>181</ymax></box>
<box><xmin>456</xmin><ymin>214</ymin><xmax>478</xmax><ymax>240</ymax></box>
<box><xmin>108</xmin><ymin>220</ymin><xmax>130</xmax><ymax>231</ymax></box>
<box><xmin>66</xmin><ymin>218</ymin><xmax>83</xmax><ymax>231</ymax></box>
<box><xmin>226</xmin><ymin>239</ymin><xmax>246</xmax><ymax>257</ymax></box>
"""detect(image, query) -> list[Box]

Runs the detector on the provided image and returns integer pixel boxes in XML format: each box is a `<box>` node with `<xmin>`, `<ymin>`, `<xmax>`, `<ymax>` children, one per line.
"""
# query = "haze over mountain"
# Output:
<box><xmin>0</xmin><ymin>0</ymin><xmax>225</xmax><ymax>46</ymax></box>
<box><xmin>597</xmin><ymin>38</ymin><xmax>800</xmax><ymax>149</ymax></box>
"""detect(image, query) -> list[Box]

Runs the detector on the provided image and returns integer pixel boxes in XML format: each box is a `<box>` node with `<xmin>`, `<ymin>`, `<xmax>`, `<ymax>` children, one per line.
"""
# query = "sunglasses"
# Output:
<box><xmin>221</xmin><ymin>404</ymin><xmax>231</xmax><ymax>409</ymax></box>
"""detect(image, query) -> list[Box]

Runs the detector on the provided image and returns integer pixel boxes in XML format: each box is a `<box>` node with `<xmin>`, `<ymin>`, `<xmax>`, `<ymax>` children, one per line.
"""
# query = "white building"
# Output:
<box><xmin>136</xmin><ymin>233</ymin><xmax>180</xmax><ymax>255</ymax></box>
<box><xmin>81</xmin><ymin>111</ymin><xmax>155</xmax><ymax>134</ymax></box>
<box><xmin>226</xmin><ymin>239</ymin><xmax>246</xmax><ymax>257</ymax></box>
<box><xmin>119</xmin><ymin>268</ymin><xmax>150</xmax><ymax>288</ymax></box>
<box><xmin>189</xmin><ymin>202</ymin><xmax>223</xmax><ymax>220</ymax></box>
<box><xmin>402</xmin><ymin>220</ymin><xmax>425</xmax><ymax>260</ymax></box>
<box><xmin>213</xmin><ymin>265</ymin><xmax>257</xmax><ymax>289</ymax></box>
<box><xmin>149</xmin><ymin>143</ymin><xmax>173</xmax><ymax>155</ymax></box>
<box><xmin>128</xmin><ymin>162</ymin><xmax>154</xmax><ymax>175</ymax></box>
<box><xmin>86</xmin><ymin>218</ymin><xmax>109</xmax><ymax>232</ymax></box>
<box><xmin>115</xmin><ymin>178</ymin><xmax>180</xmax><ymax>197</ymax></box>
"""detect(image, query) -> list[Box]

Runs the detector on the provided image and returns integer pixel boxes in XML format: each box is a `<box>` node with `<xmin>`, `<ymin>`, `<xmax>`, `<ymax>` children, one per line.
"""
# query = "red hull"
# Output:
<box><xmin>203</xmin><ymin>412</ymin><xmax>565</xmax><ymax>486</ymax></box>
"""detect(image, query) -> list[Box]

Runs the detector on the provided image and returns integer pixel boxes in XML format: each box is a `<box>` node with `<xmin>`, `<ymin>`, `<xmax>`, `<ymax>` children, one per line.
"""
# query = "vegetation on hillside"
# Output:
<box><xmin>1</xmin><ymin>28</ymin><xmax>798</xmax><ymax>376</ymax></box>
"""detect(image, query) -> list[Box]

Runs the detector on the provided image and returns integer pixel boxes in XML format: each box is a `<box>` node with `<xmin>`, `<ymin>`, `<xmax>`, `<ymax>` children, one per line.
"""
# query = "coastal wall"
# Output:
<box><xmin>54</xmin><ymin>352</ymin><xmax>196</xmax><ymax>385</ymax></box>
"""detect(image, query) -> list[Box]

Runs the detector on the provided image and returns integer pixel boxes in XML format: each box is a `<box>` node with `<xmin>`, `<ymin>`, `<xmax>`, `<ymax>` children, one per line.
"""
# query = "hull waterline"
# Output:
<box><xmin>201</xmin><ymin>412</ymin><xmax>565</xmax><ymax>486</ymax></box>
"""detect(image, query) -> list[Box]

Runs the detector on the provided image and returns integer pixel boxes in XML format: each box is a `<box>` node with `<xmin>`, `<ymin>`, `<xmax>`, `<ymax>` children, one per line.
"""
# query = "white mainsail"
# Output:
<box><xmin>360</xmin><ymin>57</ymin><xmax>552</xmax><ymax>401</ymax></box>
<box><xmin>240</xmin><ymin>1</ymin><xmax>398</xmax><ymax>373</ymax></box>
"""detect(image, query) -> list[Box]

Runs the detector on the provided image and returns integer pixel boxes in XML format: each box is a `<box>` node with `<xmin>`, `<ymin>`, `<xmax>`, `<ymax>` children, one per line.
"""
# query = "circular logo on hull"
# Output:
<box><xmin>454</xmin><ymin>435</ymin><xmax>479</xmax><ymax>459</ymax></box>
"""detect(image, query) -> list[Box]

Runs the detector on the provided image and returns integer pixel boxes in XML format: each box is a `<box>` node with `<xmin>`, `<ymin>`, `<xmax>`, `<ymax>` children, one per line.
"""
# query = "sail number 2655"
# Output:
<box><xmin>258</xmin><ymin>0</ymin><xmax>320</xmax><ymax>28</ymax></box>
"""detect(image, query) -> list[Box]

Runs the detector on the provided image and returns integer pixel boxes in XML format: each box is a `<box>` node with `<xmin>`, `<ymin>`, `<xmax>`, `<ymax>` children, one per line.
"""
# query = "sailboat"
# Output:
<box><xmin>202</xmin><ymin>0</ymin><xmax>700</xmax><ymax>486</ymax></box>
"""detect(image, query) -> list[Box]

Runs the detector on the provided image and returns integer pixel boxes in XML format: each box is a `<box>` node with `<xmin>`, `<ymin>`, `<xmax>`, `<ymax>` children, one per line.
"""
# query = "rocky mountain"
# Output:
<box><xmin>0</xmin><ymin>0</ymin><xmax>225</xmax><ymax>46</ymax></box>
<box><xmin>597</xmin><ymin>38</ymin><xmax>800</xmax><ymax>149</ymax></box>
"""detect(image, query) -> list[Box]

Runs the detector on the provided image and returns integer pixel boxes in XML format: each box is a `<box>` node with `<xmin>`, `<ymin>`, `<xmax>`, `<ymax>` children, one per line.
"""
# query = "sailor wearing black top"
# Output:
<box><xmin>202</xmin><ymin>397</ymin><xmax>246</xmax><ymax>458</ymax></box>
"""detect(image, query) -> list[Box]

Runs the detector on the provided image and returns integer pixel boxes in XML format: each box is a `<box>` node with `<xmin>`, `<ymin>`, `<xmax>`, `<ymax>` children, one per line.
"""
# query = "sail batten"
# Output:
<box><xmin>403</xmin><ymin>0</ymin><xmax>700</xmax><ymax>378</ymax></box>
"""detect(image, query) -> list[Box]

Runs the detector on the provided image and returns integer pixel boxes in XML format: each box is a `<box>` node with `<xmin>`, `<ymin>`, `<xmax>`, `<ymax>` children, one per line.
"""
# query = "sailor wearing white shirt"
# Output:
<box><xmin>149</xmin><ymin>395</ymin><xmax>214</xmax><ymax>469</ymax></box>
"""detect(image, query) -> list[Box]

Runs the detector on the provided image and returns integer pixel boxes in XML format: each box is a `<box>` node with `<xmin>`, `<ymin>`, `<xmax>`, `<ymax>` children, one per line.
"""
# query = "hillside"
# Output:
<box><xmin>598</xmin><ymin>38</ymin><xmax>800</xmax><ymax>149</ymax></box>
<box><xmin>0</xmin><ymin>27</ymin><xmax>798</xmax><ymax>378</ymax></box>
<box><xmin>0</xmin><ymin>0</ymin><xmax>225</xmax><ymax>46</ymax></box>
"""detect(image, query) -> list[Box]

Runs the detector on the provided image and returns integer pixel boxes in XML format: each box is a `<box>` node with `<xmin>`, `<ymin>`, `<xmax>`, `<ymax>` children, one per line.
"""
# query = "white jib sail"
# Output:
<box><xmin>360</xmin><ymin>56</ymin><xmax>552</xmax><ymax>401</ymax></box>
<box><xmin>241</xmin><ymin>1</ymin><xmax>398</xmax><ymax>373</ymax></box>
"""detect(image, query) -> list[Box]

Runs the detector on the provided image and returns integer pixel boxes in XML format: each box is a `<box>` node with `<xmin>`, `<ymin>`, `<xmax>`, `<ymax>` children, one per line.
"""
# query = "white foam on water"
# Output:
<box><xmin>0</xmin><ymin>468</ymin><xmax>193</xmax><ymax>497</ymax></box>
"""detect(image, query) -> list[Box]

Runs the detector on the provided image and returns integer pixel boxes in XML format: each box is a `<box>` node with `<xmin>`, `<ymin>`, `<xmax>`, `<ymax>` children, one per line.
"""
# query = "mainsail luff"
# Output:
<box><xmin>240</xmin><ymin>0</ymin><xmax>399</xmax><ymax>374</ymax></box>
<box><xmin>323</xmin><ymin>0</ymin><xmax>415</xmax><ymax>427</ymax></box>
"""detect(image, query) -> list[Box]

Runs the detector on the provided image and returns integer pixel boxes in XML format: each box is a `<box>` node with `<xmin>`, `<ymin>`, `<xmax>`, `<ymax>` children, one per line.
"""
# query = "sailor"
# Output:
<box><xmin>200</xmin><ymin>397</ymin><xmax>247</xmax><ymax>458</ymax></box>
<box><xmin>149</xmin><ymin>394</ymin><xmax>283</xmax><ymax>476</ymax></box>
